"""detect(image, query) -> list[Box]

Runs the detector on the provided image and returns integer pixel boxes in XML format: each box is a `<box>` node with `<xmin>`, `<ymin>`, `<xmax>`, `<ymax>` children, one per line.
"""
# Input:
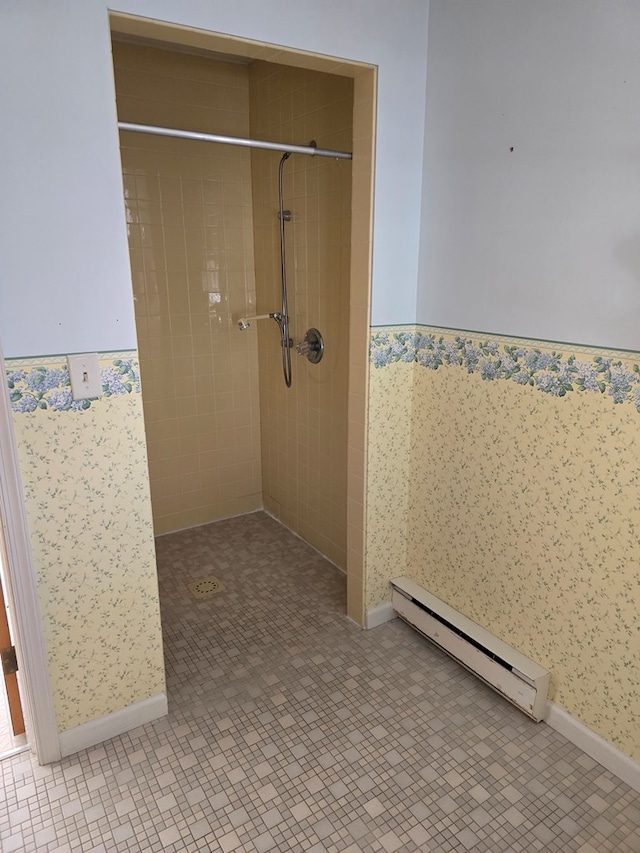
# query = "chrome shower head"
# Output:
<box><xmin>238</xmin><ymin>320</ymin><xmax>251</xmax><ymax>331</ymax></box>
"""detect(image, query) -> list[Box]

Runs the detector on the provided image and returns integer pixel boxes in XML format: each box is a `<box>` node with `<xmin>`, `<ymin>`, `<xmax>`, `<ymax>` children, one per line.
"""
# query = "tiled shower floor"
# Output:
<box><xmin>1</xmin><ymin>511</ymin><xmax>639</xmax><ymax>852</ymax></box>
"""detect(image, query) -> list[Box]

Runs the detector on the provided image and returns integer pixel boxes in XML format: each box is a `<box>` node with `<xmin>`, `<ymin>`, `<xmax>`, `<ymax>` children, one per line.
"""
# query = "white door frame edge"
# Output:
<box><xmin>0</xmin><ymin>342</ymin><xmax>60</xmax><ymax>764</ymax></box>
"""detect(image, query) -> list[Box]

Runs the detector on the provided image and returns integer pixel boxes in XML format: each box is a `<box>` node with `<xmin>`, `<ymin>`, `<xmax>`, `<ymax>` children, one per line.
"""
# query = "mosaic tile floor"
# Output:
<box><xmin>1</xmin><ymin>511</ymin><xmax>639</xmax><ymax>852</ymax></box>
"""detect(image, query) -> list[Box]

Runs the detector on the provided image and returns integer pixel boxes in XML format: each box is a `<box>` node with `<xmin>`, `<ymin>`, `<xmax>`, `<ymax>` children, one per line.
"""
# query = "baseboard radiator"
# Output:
<box><xmin>390</xmin><ymin>577</ymin><xmax>550</xmax><ymax>721</ymax></box>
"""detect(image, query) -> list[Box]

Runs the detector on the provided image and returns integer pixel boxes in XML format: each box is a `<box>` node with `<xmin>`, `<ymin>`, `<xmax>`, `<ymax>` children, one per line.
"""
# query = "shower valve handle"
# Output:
<box><xmin>296</xmin><ymin>328</ymin><xmax>324</xmax><ymax>364</ymax></box>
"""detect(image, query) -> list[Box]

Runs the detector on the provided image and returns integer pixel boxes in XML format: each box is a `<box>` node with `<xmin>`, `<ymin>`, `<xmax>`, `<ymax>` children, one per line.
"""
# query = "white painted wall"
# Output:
<box><xmin>0</xmin><ymin>0</ymin><xmax>430</xmax><ymax>358</ymax></box>
<box><xmin>6</xmin><ymin>1</ymin><xmax>640</xmax><ymax>356</ymax></box>
<box><xmin>419</xmin><ymin>0</ymin><xmax>640</xmax><ymax>351</ymax></box>
<box><xmin>0</xmin><ymin>2</ymin><xmax>137</xmax><ymax>358</ymax></box>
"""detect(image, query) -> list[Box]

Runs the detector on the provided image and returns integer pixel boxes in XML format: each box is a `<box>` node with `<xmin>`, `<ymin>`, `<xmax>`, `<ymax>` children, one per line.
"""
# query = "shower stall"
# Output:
<box><xmin>112</xmin><ymin>39</ymin><xmax>353</xmax><ymax>571</ymax></box>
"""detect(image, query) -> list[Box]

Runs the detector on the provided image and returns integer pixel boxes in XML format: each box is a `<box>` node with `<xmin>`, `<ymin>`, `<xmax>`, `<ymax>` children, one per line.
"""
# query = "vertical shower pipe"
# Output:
<box><xmin>278</xmin><ymin>152</ymin><xmax>293</xmax><ymax>388</ymax></box>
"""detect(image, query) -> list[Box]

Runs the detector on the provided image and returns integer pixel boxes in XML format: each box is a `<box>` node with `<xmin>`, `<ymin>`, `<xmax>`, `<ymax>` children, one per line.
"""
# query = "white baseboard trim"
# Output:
<box><xmin>59</xmin><ymin>694</ymin><xmax>168</xmax><ymax>758</ymax></box>
<box><xmin>365</xmin><ymin>602</ymin><xmax>396</xmax><ymax>629</ymax></box>
<box><xmin>545</xmin><ymin>701</ymin><xmax>640</xmax><ymax>793</ymax></box>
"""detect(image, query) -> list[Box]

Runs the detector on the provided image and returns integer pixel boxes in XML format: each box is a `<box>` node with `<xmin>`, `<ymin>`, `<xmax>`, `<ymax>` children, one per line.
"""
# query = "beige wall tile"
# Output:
<box><xmin>249</xmin><ymin>61</ymin><xmax>354</xmax><ymax>573</ymax></box>
<box><xmin>114</xmin><ymin>42</ymin><xmax>262</xmax><ymax>531</ymax></box>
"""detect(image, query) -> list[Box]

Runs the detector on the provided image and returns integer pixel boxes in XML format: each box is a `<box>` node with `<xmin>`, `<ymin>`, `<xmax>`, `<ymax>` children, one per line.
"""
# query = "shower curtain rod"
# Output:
<box><xmin>118</xmin><ymin>122</ymin><xmax>352</xmax><ymax>160</ymax></box>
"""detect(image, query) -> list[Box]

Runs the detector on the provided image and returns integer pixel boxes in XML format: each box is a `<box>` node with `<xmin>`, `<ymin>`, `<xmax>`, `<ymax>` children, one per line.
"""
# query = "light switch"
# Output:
<box><xmin>67</xmin><ymin>353</ymin><xmax>103</xmax><ymax>400</ymax></box>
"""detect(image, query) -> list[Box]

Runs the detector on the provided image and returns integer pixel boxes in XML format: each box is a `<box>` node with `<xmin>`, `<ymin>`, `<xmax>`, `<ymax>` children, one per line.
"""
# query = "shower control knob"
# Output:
<box><xmin>296</xmin><ymin>328</ymin><xmax>324</xmax><ymax>364</ymax></box>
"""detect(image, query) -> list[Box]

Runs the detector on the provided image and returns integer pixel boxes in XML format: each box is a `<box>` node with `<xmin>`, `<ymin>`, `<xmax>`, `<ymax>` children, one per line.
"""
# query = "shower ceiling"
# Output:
<box><xmin>111</xmin><ymin>32</ymin><xmax>253</xmax><ymax>65</ymax></box>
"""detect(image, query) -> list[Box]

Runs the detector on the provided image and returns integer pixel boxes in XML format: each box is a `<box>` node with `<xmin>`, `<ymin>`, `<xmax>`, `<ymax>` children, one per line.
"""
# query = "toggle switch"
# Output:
<box><xmin>67</xmin><ymin>353</ymin><xmax>103</xmax><ymax>400</ymax></box>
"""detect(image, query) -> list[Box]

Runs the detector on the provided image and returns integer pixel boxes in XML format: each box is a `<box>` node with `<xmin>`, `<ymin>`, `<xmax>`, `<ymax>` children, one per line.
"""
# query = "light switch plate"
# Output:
<box><xmin>67</xmin><ymin>353</ymin><xmax>103</xmax><ymax>400</ymax></box>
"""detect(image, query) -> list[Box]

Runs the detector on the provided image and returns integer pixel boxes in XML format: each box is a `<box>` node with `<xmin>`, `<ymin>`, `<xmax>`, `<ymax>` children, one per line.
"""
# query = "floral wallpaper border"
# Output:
<box><xmin>6</xmin><ymin>352</ymin><xmax>140</xmax><ymax>413</ymax></box>
<box><xmin>370</xmin><ymin>326</ymin><xmax>640</xmax><ymax>410</ymax></box>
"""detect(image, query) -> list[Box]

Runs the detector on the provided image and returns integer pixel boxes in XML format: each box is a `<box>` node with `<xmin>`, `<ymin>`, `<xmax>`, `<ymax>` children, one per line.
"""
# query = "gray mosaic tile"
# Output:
<box><xmin>0</xmin><ymin>512</ymin><xmax>638</xmax><ymax>852</ymax></box>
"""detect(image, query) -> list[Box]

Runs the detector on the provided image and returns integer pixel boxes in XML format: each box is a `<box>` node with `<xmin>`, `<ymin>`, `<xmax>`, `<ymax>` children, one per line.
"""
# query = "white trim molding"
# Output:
<box><xmin>365</xmin><ymin>602</ymin><xmax>396</xmax><ymax>630</ymax></box>
<box><xmin>0</xmin><ymin>344</ymin><xmax>60</xmax><ymax>765</ymax></box>
<box><xmin>545</xmin><ymin>702</ymin><xmax>640</xmax><ymax>794</ymax></box>
<box><xmin>59</xmin><ymin>694</ymin><xmax>168</xmax><ymax>758</ymax></box>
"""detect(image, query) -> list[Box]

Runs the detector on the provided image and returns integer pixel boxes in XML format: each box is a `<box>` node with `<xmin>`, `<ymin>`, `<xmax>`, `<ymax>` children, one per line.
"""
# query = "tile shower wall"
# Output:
<box><xmin>368</xmin><ymin>325</ymin><xmax>640</xmax><ymax>762</ymax></box>
<box><xmin>6</xmin><ymin>354</ymin><xmax>165</xmax><ymax>731</ymax></box>
<box><xmin>249</xmin><ymin>62</ymin><xmax>353</xmax><ymax>569</ymax></box>
<box><xmin>113</xmin><ymin>42</ymin><xmax>262</xmax><ymax>534</ymax></box>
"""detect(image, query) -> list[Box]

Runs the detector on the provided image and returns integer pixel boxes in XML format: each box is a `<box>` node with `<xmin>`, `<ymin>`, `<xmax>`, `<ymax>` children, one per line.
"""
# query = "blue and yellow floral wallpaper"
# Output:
<box><xmin>6</xmin><ymin>352</ymin><xmax>165</xmax><ymax>732</ymax></box>
<box><xmin>8</xmin><ymin>358</ymin><xmax>140</xmax><ymax>413</ymax></box>
<box><xmin>370</xmin><ymin>328</ymin><xmax>640</xmax><ymax>407</ymax></box>
<box><xmin>365</xmin><ymin>359</ymin><xmax>412</xmax><ymax>614</ymax></box>
<box><xmin>367</xmin><ymin>325</ymin><xmax>640</xmax><ymax>763</ymax></box>
<box><xmin>6</xmin><ymin>331</ymin><xmax>639</xmax><ymax>763</ymax></box>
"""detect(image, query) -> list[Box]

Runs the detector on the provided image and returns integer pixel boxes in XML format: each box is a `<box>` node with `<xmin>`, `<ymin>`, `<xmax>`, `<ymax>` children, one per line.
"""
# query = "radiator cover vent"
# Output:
<box><xmin>390</xmin><ymin>577</ymin><xmax>550</xmax><ymax>721</ymax></box>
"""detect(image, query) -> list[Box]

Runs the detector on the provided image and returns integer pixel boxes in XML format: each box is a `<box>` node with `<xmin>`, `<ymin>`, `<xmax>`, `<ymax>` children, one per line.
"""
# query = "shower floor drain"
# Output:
<box><xmin>188</xmin><ymin>577</ymin><xmax>225</xmax><ymax>600</ymax></box>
